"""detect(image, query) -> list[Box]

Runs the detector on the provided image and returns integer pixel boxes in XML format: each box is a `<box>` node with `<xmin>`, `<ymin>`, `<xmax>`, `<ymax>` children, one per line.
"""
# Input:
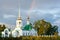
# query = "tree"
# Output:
<box><xmin>45</xmin><ymin>25</ymin><xmax>58</xmax><ymax>35</ymax></box>
<box><xmin>0</xmin><ymin>24</ymin><xmax>6</xmax><ymax>37</ymax></box>
<box><xmin>34</xmin><ymin>19</ymin><xmax>58</xmax><ymax>35</ymax></box>
<box><xmin>34</xmin><ymin>19</ymin><xmax>46</xmax><ymax>35</ymax></box>
<box><xmin>52</xmin><ymin>25</ymin><xmax>58</xmax><ymax>35</ymax></box>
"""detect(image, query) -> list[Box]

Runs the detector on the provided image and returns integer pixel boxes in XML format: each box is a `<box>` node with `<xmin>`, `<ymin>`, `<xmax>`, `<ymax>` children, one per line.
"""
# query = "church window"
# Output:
<box><xmin>5</xmin><ymin>30</ymin><xmax>8</xmax><ymax>37</ymax></box>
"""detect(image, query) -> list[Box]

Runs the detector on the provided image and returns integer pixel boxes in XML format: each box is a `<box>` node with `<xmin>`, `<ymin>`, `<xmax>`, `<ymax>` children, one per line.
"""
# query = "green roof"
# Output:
<box><xmin>23</xmin><ymin>24</ymin><xmax>32</xmax><ymax>30</ymax></box>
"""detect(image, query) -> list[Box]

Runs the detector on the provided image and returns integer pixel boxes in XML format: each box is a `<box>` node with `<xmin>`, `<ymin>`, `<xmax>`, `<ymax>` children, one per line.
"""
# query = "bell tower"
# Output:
<box><xmin>16</xmin><ymin>8</ymin><xmax>22</xmax><ymax>28</ymax></box>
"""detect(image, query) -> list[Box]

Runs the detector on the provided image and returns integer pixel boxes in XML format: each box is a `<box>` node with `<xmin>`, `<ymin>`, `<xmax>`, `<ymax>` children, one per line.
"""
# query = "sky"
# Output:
<box><xmin>0</xmin><ymin>0</ymin><xmax>60</xmax><ymax>35</ymax></box>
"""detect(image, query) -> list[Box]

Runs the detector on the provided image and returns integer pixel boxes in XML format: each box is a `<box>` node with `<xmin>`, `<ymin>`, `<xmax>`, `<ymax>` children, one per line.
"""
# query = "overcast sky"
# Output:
<box><xmin>0</xmin><ymin>0</ymin><xmax>60</xmax><ymax>35</ymax></box>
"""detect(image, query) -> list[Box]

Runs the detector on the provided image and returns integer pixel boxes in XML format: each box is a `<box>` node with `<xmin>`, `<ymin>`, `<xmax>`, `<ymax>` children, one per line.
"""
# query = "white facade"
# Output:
<box><xmin>23</xmin><ymin>29</ymin><xmax>37</xmax><ymax>36</ymax></box>
<box><xmin>12</xmin><ymin>28</ymin><xmax>22</xmax><ymax>37</ymax></box>
<box><xmin>2</xmin><ymin>28</ymin><xmax>10</xmax><ymax>37</ymax></box>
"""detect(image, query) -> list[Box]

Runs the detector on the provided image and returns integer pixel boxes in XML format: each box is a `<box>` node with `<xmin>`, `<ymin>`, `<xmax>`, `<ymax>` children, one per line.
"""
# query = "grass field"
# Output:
<box><xmin>0</xmin><ymin>36</ymin><xmax>58</xmax><ymax>40</ymax></box>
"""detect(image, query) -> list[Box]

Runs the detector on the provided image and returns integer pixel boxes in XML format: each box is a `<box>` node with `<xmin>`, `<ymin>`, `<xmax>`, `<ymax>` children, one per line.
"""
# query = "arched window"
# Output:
<box><xmin>5</xmin><ymin>30</ymin><xmax>8</xmax><ymax>37</ymax></box>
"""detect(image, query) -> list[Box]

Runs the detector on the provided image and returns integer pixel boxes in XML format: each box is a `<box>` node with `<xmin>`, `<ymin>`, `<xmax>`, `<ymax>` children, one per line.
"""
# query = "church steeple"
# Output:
<box><xmin>16</xmin><ymin>8</ymin><xmax>22</xmax><ymax>28</ymax></box>
<box><xmin>17</xmin><ymin>8</ymin><xmax>22</xmax><ymax>20</ymax></box>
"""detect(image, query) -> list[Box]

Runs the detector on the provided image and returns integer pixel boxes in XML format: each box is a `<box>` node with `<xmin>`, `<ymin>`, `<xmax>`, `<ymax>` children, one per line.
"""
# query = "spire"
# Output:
<box><xmin>17</xmin><ymin>8</ymin><xmax>22</xmax><ymax>20</ymax></box>
<box><xmin>18</xmin><ymin>0</ymin><xmax>20</xmax><ymax>18</ymax></box>
<box><xmin>27</xmin><ymin>16</ymin><xmax>29</xmax><ymax>21</ymax></box>
<box><xmin>27</xmin><ymin>16</ymin><xmax>30</xmax><ymax>24</ymax></box>
<box><xmin>18</xmin><ymin>8</ymin><xmax>20</xmax><ymax>18</ymax></box>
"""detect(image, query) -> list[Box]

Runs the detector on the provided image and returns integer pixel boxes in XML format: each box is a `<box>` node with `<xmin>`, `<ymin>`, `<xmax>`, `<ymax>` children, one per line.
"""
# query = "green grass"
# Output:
<box><xmin>0</xmin><ymin>36</ymin><xmax>58</xmax><ymax>40</ymax></box>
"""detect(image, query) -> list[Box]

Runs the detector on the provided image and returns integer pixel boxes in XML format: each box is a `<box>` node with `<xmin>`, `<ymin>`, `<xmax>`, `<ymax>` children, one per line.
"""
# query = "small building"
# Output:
<box><xmin>23</xmin><ymin>21</ymin><xmax>37</xmax><ymax>36</ymax></box>
<box><xmin>2</xmin><ymin>28</ymin><xmax>10</xmax><ymax>37</ymax></box>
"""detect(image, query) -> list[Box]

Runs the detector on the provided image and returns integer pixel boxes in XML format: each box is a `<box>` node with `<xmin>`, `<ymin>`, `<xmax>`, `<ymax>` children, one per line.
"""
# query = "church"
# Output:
<box><xmin>1</xmin><ymin>8</ymin><xmax>38</xmax><ymax>37</ymax></box>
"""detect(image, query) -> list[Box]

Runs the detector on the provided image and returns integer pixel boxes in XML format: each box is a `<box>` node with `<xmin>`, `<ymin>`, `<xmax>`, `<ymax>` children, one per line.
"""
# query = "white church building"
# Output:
<box><xmin>1</xmin><ymin>8</ymin><xmax>37</xmax><ymax>37</ymax></box>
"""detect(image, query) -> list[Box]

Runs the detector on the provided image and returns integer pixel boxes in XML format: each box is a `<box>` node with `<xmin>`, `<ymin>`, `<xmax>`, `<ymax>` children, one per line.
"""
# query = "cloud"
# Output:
<box><xmin>3</xmin><ymin>14</ymin><xmax>16</xmax><ymax>19</ymax></box>
<box><xmin>21</xmin><ymin>9</ymin><xmax>60</xmax><ymax>20</ymax></box>
<box><xmin>53</xmin><ymin>15</ymin><xmax>60</xmax><ymax>19</ymax></box>
<box><xmin>53</xmin><ymin>19</ymin><xmax>60</xmax><ymax>26</ymax></box>
<box><xmin>53</xmin><ymin>19</ymin><xmax>60</xmax><ymax>35</ymax></box>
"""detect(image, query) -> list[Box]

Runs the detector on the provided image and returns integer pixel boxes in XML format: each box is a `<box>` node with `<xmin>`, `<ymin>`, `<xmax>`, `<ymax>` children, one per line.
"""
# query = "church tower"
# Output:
<box><xmin>12</xmin><ymin>8</ymin><xmax>23</xmax><ymax>37</ymax></box>
<box><xmin>16</xmin><ymin>8</ymin><xmax>22</xmax><ymax>28</ymax></box>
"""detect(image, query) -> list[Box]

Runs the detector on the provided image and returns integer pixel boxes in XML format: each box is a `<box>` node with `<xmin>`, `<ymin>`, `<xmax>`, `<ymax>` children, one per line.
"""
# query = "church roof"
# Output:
<box><xmin>23</xmin><ymin>24</ymin><xmax>32</xmax><ymax>31</ymax></box>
